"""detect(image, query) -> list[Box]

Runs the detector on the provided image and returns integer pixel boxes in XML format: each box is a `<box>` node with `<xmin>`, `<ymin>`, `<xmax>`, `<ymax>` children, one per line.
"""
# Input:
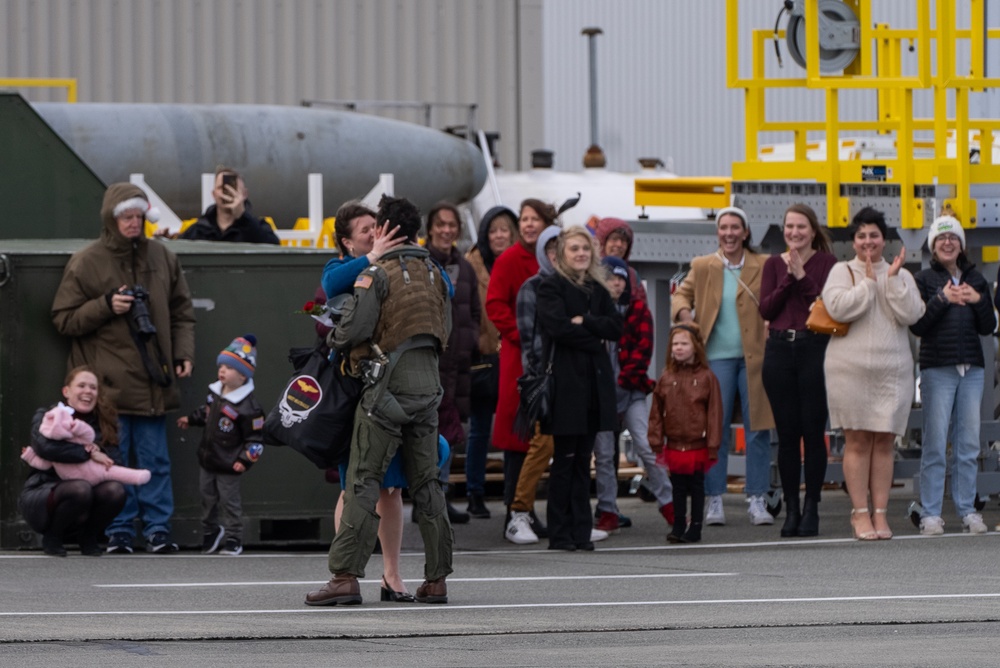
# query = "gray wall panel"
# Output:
<box><xmin>1</xmin><ymin>0</ymin><xmax>525</xmax><ymax>167</ymax></box>
<box><xmin>4</xmin><ymin>1</ymin><xmax>996</xmax><ymax>180</ymax></box>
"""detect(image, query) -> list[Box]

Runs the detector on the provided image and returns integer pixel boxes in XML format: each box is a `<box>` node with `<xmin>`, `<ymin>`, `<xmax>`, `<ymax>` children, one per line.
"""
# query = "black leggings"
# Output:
<box><xmin>45</xmin><ymin>480</ymin><xmax>126</xmax><ymax>543</ymax></box>
<box><xmin>670</xmin><ymin>471</ymin><xmax>705</xmax><ymax>531</ymax></box>
<box><xmin>762</xmin><ymin>335</ymin><xmax>830</xmax><ymax>502</ymax></box>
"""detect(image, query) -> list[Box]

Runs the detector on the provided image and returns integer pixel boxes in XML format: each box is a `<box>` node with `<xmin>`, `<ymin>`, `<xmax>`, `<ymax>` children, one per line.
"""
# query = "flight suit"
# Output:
<box><xmin>327</xmin><ymin>245</ymin><xmax>454</xmax><ymax>582</ymax></box>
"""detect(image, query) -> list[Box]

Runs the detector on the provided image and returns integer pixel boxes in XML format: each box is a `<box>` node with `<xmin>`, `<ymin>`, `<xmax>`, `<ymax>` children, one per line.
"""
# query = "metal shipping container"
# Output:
<box><xmin>0</xmin><ymin>240</ymin><xmax>342</xmax><ymax>549</ymax></box>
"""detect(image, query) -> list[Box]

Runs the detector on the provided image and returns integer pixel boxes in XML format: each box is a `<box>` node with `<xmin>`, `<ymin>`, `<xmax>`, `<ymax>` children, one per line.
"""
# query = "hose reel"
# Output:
<box><xmin>785</xmin><ymin>0</ymin><xmax>860</xmax><ymax>73</ymax></box>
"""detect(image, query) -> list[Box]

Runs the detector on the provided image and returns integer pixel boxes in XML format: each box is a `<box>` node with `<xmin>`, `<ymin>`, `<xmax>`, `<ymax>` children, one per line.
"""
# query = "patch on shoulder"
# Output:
<box><xmin>354</xmin><ymin>274</ymin><xmax>374</xmax><ymax>290</ymax></box>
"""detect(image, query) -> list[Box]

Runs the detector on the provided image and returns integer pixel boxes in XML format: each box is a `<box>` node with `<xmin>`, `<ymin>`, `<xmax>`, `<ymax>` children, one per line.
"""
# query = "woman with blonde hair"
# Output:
<box><xmin>536</xmin><ymin>227</ymin><xmax>623</xmax><ymax>550</ymax></box>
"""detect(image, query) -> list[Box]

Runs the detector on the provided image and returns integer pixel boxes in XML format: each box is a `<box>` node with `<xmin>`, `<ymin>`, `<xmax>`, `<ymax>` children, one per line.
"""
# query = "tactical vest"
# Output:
<box><xmin>371</xmin><ymin>254</ymin><xmax>448</xmax><ymax>354</ymax></box>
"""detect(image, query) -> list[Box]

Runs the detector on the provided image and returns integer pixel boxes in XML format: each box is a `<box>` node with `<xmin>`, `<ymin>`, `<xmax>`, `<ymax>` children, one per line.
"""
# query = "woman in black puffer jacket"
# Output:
<box><xmin>909</xmin><ymin>216</ymin><xmax>996</xmax><ymax>536</ymax></box>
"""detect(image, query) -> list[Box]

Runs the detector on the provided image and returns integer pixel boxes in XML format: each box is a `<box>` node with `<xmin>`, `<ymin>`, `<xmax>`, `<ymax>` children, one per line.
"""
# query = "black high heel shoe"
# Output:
<box><xmin>380</xmin><ymin>578</ymin><xmax>416</xmax><ymax>603</ymax></box>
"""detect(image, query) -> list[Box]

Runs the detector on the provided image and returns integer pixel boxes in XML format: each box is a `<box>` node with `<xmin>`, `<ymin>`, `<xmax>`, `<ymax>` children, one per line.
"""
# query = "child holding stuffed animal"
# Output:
<box><xmin>18</xmin><ymin>366</ymin><xmax>128</xmax><ymax>556</ymax></box>
<box><xmin>648</xmin><ymin>324</ymin><xmax>723</xmax><ymax>544</ymax></box>
<box><xmin>177</xmin><ymin>335</ymin><xmax>265</xmax><ymax>556</ymax></box>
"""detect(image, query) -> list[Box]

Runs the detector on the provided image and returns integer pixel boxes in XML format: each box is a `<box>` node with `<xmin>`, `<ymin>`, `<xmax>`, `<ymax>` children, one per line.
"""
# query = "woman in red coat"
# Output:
<box><xmin>486</xmin><ymin>199</ymin><xmax>558</xmax><ymax>520</ymax></box>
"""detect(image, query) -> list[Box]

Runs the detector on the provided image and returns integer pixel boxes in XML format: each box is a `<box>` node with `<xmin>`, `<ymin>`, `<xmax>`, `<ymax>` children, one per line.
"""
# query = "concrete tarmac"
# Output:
<box><xmin>3</xmin><ymin>486</ymin><xmax>1000</xmax><ymax>666</ymax></box>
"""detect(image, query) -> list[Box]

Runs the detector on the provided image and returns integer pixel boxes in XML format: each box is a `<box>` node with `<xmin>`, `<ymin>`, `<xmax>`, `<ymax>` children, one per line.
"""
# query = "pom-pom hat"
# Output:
<box><xmin>218</xmin><ymin>334</ymin><xmax>257</xmax><ymax>379</ymax></box>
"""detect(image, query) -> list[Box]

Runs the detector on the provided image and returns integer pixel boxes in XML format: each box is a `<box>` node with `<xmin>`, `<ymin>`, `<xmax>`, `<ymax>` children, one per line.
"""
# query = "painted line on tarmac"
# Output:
<box><xmin>1</xmin><ymin>531</ymin><xmax>994</xmax><ymax>561</ymax></box>
<box><xmin>5</xmin><ymin>592</ymin><xmax>1000</xmax><ymax>617</ymax></box>
<box><xmin>93</xmin><ymin>573</ymin><xmax>738</xmax><ymax>588</ymax></box>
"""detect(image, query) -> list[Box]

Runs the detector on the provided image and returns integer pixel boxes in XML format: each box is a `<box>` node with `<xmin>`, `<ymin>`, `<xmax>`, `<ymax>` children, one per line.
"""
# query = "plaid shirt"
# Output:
<box><xmin>617</xmin><ymin>296</ymin><xmax>655</xmax><ymax>394</ymax></box>
<box><xmin>515</xmin><ymin>274</ymin><xmax>547</xmax><ymax>374</ymax></box>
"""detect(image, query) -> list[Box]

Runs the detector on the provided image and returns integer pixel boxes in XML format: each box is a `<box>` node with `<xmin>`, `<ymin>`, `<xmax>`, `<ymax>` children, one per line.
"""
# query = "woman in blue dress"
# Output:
<box><xmin>321</xmin><ymin>201</ymin><xmax>417</xmax><ymax>601</ymax></box>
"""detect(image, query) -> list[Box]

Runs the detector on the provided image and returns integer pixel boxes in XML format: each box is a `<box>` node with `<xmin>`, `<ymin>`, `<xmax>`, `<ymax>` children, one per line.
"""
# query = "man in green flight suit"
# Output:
<box><xmin>305</xmin><ymin>195</ymin><xmax>454</xmax><ymax>606</ymax></box>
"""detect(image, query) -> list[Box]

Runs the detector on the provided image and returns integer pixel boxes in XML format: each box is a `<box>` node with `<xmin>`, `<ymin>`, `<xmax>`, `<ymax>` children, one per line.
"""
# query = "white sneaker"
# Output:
<box><xmin>705</xmin><ymin>495</ymin><xmax>726</xmax><ymax>525</ymax></box>
<box><xmin>590</xmin><ymin>528</ymin><xmax>609</xmax><ymax>542</ymax></box>
<box><xmin>747</xmin><ymin>496</ymin><xmax>774</xmax><ymax>525</ymax></box>
<box><xmin>505</xmin><ymin>512</ymin><xmax>539</xmax><ymax>545</ymax></box>
<box><xmin>962</xmin><ymin>513</ymin><xmax>987</xmax><ymax>534</ymax></box>
<box><xmin>919</xmin><ymin>515</ymin><xmax>945</xmax><ymax>536</ymax></box>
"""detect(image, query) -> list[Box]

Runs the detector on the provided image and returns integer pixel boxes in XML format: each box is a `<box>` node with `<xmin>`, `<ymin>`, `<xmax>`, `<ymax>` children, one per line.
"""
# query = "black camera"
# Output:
<box><xmin>120</xmin><ymin>285</ymin><xmax>156</xmax><ymax>337</ymax></box>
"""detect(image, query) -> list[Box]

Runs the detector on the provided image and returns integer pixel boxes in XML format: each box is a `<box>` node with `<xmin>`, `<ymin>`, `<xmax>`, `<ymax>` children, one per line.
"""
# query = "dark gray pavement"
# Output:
<box><xmin>3</xmin><ymin>484</ymin><xmax>1000</xmax><ymax>666</ymax></box>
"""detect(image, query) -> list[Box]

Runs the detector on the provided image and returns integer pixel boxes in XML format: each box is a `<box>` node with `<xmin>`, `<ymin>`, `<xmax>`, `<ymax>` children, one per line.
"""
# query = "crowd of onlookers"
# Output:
<box><xmin>21</xmin><ymin>172</ymin><xmax>999</xmax><ymax>581</ymax></box>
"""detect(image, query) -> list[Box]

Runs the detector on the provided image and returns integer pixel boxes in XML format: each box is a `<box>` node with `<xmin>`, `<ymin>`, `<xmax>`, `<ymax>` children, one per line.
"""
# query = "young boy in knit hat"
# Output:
<box><xmin>177</xmin><ymin>335</ymin><xmax>265</xmax><ymax>555</ymax></box>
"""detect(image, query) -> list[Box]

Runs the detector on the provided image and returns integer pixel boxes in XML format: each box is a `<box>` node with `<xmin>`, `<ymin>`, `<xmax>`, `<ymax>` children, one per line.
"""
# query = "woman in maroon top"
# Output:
<box><xmin>759</xmin><ymin>204</ymin><xmax>837</xmax><ymax>538</ymax></box>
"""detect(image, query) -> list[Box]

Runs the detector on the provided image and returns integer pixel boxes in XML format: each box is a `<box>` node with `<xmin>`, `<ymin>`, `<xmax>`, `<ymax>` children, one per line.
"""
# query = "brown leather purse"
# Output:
<box><xmin>806</xmin><ymin>267</ymin><xmax>855</xmax><ymax>337</ymax></box>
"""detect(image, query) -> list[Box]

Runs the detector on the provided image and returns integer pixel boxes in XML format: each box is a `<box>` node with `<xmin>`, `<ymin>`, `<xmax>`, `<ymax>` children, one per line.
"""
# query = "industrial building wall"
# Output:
<box><xmin>3</xmin><ymin>1</ymin><xmax>998</xmax><ymax>180</ymax></box>
<box><xmin>0</xmin><ymin>0</ymin><xmax>536</xmax><ymax>170</ymax></box>
<box><xmin>540</xmin><ymin>1</ymin><xmax>1000</xmax><ymax>178</ymax></box>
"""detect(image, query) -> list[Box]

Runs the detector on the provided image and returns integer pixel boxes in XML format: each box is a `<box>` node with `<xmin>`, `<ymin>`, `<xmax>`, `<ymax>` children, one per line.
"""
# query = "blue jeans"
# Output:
<box><xmin>105</xmin><ymin>415</ymin><xmax>174</xmax><ymax>538</ymax></box>
<box><xmin>706</xmin><ymin>357</ymin><xmax>772</xmax><ymax>497</ymax></box>
<box><xmin>919</xmin><ymin>365</ymin><xmax>984</xmax><ymax>518</ymax></box>
<box><xmin>465</xmin><ymin>400</ymin><xmax>494</xmax><ymax>495</ymax></box>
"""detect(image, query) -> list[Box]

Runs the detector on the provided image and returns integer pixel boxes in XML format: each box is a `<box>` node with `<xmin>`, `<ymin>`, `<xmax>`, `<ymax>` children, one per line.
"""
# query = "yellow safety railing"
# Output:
<box><xmin>638</xmin><ymin>1</ymin><xmax>1000</xmax><ymax>230</ymax></box>
<box><xmin>0</xmin><ymin>77</ymin><xmax>77</xmax><ymax>102</ymax></box>
<box><xmin>728</xmin><ymin>0</ymin><xmax>1000</xmax><ymax>229</ymax></box>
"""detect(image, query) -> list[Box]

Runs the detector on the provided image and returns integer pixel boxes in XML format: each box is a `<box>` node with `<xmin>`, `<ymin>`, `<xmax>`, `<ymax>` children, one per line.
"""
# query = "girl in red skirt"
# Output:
<box><xmin>649</xmin><ymin>324</ymin><xmax>723</xmax><ymax>543</ymax></box>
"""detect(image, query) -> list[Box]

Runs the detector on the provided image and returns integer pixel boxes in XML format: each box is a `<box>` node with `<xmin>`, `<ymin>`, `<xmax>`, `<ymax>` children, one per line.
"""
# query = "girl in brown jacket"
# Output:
<box><xmin>649</xmin><ymin>324</ymin><xmax>722</xmax><ymax>544</ymax></box>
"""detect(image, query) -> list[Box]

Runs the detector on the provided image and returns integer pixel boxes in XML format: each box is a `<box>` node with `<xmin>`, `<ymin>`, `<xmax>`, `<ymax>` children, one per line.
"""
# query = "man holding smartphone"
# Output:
<box><xmin>178</xmin><ymin>167</ymin><xmax>280</xmax><ymax>244</ymax></box>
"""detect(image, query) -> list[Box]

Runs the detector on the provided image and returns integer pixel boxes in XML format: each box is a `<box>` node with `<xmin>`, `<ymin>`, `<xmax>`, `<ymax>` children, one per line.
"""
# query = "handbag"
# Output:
<box><xmin>806</xmin><ymin>267</ymin><xmax>855</xmax><ymax>337</ymax></box>
<box><xmin>469</xmin><ymin>353</ymin><xmax>500</xmax><ymax>407</ymax></box>
<box><xmin>513</xmin><ymin>364</ymin><xmax>553</xmax><ymax>442</ymax></box>
<box><xmin>263</xmin><ymin>346</ymin><xmax>363</xmax><ymax>469</ymax></box>
<box><xmin>512</xmin><ymin>340</ymin><xmax>554</xmax><ymax>442</ymax></box>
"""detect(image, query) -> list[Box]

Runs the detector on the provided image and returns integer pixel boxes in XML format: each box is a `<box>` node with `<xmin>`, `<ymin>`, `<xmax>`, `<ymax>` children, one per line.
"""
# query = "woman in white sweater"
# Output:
<box><xmin>822</xmin><ymin>207</ymin><xmax>924</xmax><ymax>541</ymax></box>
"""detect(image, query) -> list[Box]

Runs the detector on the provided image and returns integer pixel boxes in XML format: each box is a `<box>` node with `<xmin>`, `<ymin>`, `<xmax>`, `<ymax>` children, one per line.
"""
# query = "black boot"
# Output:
<box><xmin>797</xmin><ymin>497</ymin><xmax>819</xmax><ymax>537</ymax></box>
<box><xmin>447</xmin><ymin>502</ymin><xmax>470</xmax><ymax>524</ymax></box>
<box><xmin>679</xmin><ymin>521</ymin><xmax>702</xmax><ymax>543</ymax></box>
<box><xmin>667</xmin><ymin>521</ymin><xmax>686</xmax><ymax>543</ymax></box>
<box><xmin>780</xmin><ymin>494</ymin><xmax>801</xmax><ymax>538</ymax></box>
<box><xmin>42</xmin><ymin>532</ymin><xmax>67</xmax><ymax>557</ymax></box>
<box><xmin>467</xmin><ymin>494</ymin><xmax>491</xmax><ymax>519</ymax></box>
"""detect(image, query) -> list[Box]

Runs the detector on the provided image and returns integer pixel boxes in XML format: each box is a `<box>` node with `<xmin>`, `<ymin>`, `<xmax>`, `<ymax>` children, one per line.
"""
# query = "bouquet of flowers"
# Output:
<box><xmin>296</xmin><ymin>300</ymin><xmax>335</xmax><ymax>328</ymax></box>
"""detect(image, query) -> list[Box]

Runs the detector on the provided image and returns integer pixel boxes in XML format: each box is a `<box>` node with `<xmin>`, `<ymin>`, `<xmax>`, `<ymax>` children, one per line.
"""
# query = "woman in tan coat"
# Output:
<box><xmin>672</xmin><ymin>206</ymin><xmax>774</xmax><ymax>527</ymax></box>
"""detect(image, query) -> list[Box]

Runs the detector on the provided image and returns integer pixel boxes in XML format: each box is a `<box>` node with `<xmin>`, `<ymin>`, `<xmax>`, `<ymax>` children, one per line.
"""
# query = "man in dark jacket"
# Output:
<box><xmin>305</xmin><ymin>195</ymin><xmax>454</xmax><ymax>607</ymax></box>
<box><xmin>179</xmin><ymin>168</ymin><xmax>280</xmax><ymax>244</ymax></box>
<box><xmin>52</xmin><ymin>183</ymin><xmax>196</xmax><ymax>554</ymax></box>
<box><xmin>425</xmin><ymin>201</ymin><xmax>480</xmax><ymax>525</ymax></box>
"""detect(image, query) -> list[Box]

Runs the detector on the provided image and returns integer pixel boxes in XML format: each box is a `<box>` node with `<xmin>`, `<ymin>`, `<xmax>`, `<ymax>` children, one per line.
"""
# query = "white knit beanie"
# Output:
<box><xmin>927</xmin><ymin>215</ymin><xmax>965</xmax><ymax>250</ymax></box>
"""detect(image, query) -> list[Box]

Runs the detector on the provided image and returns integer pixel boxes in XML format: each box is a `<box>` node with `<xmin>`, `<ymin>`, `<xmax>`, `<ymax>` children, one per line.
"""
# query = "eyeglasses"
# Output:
<box><xmin>936</xmin><ymin>233</ymin><xmax>960</xmax><ymax>244</ymax></box>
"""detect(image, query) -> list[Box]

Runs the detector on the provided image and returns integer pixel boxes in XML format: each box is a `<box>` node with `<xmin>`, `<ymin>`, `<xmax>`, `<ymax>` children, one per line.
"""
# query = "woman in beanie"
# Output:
<box><xmin>671</xmin><ymin>207</ymin><xmax>774</xmax><ymax>528</ymax></box>
<box><xmin>823</xmin><ymin>207</ymin><xmax>924</xmax><ymax>540</ymax></box>
<box><xmin>910</xmin><ymin>215</ymin><xmax>995</xmax><ymax>536</ymax></box>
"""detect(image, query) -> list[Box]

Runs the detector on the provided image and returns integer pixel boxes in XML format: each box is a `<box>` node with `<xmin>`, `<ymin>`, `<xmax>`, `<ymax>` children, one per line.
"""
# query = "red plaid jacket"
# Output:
<box><xmin>617</xmin><ymin>296</ymin><xmax>655</xmax><ymax>394</ymax></box>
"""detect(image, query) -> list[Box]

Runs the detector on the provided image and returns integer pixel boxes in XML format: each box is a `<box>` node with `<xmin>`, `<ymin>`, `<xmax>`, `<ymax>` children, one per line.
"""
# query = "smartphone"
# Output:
<box><xmin>221</xmin><ymin>173</ymin><xmax>237</xmax><ymax>191</ymax></box>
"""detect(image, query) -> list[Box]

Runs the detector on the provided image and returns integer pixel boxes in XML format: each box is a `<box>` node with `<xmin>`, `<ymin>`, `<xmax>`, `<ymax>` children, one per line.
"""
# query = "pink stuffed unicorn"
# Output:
<box><xmin>22</xmin><ymin>402</ymin><xmax>151</xmax><ymax>485</ymax></box>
